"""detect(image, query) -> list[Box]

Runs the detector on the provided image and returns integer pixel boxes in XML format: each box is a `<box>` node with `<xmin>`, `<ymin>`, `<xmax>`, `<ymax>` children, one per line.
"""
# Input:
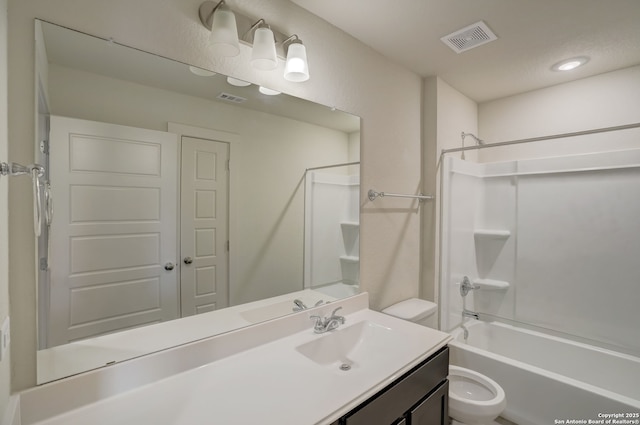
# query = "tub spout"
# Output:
<box><xmin>462</xmin><ymin>324</ymin><xmax>469</xmax><ymax>341</ymax></box>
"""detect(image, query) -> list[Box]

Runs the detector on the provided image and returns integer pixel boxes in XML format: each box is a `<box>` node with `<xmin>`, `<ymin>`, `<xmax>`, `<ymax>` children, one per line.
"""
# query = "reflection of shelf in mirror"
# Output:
<box><xmin>339</xmin><ymin>255</ymin><xmax>359</xmax><ymax>263</ymax></box>
<box><xmin>474</xmin><ymin>278</ymin><xmax>510</xmax><ymax>290</ymax></box>
<box><xmin>474</xmin><ymin>229</ymin><xmax>511</xmax><ymax>239</ymax></box>
<box><xmin>340</xmin><ymin>221</ymin><xmax>360</xmax><ymax>228</ymax></box>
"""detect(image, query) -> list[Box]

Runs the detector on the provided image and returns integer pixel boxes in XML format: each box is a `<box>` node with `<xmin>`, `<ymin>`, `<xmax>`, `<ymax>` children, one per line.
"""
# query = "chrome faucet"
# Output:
<box><xmin>462</xmin><ymin>308</ymin><xmax>479</xmax><ymax>320</ymax></box>
<box><xmin>292</xmin><ymin>299</ymin><xmax>324</xmax><ymax>312</ymax></box>
<box><xmin>310</xmin><ymin>307</ymin><xmax>345</xmax><ymax>334</ymax></box>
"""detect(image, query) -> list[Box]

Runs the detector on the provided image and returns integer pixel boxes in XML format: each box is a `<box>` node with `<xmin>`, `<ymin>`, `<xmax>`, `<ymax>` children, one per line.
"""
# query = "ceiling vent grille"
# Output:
<box><xmin>441</xmin><ymin>21</ymin><xmax>498</xmax><ymax>53</ymax></box>
<box><xmin>216</xmin><ymin>92</ymin><xmax>247</xmax><ymax>103</ymax></box>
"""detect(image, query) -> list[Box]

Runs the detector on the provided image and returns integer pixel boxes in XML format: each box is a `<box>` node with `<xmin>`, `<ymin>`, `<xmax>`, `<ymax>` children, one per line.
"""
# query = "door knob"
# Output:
<box><xmin>164</xmin><ymin>262</ymin><xmax>175</xmax><ymax>271</ymax></box>
<box><xmin>183</xmin><ymin>257</ymin><xmax>193</xmax><ymax>265</ymax></box>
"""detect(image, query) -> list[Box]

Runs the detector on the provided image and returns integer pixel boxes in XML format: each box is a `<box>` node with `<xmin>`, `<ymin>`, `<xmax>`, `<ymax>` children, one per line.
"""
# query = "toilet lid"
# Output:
<box><xmin>382</xmin><ymin>298</ymin><xmax>437</xmax><ymax>321</ymax></box>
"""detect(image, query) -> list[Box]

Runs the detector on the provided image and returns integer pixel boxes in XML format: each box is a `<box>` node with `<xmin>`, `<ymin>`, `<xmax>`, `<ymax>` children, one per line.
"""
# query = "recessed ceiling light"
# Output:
<box><xmin>227</xmin><ymin>77</ymin><xmax>251</xmax><ymax>87</ymax></box>
<box><xmin>258</xmin><ymin>86</ymin><xmax>281</xmax><ymax>96</ymax></box>
<box><xmin>551</xmin><ymin>56</ymin><xmax>590</xmax><ymax>72</ymax></box>
<box><xmin>188</xmin><ymin>66</ymin><xmax>216</xmax><ymax>77</ymax></box>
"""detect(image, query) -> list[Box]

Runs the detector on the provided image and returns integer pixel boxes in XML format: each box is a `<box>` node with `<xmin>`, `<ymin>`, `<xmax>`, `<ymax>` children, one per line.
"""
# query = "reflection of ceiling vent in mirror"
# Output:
<box><xmin>216</xmin><ymin>92</ymin><xmax>247</xmax><ymax>103</ymax></box>
<box><xmin>441</xmin><ymin>21</ymin><xmax>498</xmax><ymax>53</ymax></box>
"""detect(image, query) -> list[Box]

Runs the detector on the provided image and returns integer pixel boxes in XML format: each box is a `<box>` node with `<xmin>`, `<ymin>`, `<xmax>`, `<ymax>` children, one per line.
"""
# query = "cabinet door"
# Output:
<box><xmin>409</xmin><ymin>380</ymin><xmax>449</xmax><ymax>425</ymax></box>
<box><xmin>343</xmin><ymin>348</ymin><xmax>448</xmax><ymax>425</ymax></box>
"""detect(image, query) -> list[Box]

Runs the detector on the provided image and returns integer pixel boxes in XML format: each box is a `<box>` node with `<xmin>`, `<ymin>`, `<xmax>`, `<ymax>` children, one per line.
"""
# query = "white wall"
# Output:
<box><xmin>423</xmin><ymin>77</ymin><xmax>477</xmax><ymax>307</ymax></box>
<box><xmin>478</xmin><ymin>65</ymin><xmax>640</xmax><ymax>162</ymax></box>
<box><xmin>0</xmin><ymin>0</ymin><xmax>11</xmax><ymax>419</ymax></box>
<box><xmin>48</xmin><ymin>64</ymin><xmax>351</xmax><ymax>306</ymax></box>
<box><xmin>7</xmin><ymin>0</ymin><xmax>423</xmax><ymax>392</ymax></box>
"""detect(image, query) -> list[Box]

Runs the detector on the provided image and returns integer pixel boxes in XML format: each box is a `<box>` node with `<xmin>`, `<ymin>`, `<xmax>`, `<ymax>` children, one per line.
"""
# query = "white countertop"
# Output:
<box><xmin>21</xmin><ymin>293</ymin><xmax>451</xmax><ymax>425</ymax></box>
<box><xmin>37</xmin><ymin>288</ymin><xmax>333</xmax><ymax>384</ymax></box>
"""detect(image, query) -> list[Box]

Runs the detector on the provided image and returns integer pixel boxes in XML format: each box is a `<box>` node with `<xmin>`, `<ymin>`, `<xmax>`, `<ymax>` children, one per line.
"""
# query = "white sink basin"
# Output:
<box><xmin>295</xmin><ymin>320</ymin><xmax>407</xmax><ymax>370</ymax></box>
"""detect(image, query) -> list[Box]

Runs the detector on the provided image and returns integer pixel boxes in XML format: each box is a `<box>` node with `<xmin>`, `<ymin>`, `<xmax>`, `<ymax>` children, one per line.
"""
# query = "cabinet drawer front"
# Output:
<box><xmin>344</xmin><ymin>347</ymin><xmax>449</xmax><ymax>425</ymax></box>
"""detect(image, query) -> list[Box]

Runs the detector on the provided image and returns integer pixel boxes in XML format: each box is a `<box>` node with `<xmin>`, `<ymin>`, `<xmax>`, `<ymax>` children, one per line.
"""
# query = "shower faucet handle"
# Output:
<box><xmin>460</xmin><ymin>276</ymin><xmax>480</xmax><ymax>297</ymax></box>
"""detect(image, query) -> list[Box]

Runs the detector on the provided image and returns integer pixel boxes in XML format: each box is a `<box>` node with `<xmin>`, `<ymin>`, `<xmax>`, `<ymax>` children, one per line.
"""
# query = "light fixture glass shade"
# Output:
<box><xmin>209</xmin><ymin>2</ymin><xmax>240</xmax><ymax>57</ymax></box>
<box><xmin>284</xmin><ymin>41</ymin><xmax>309</xmax><ymax>82</ymax></box>
<box><xmin>259</xmin><ymin>86</ymin><xmax>281</xmax><ymax>95</ymax></box>
<box><xmin>251</xmin><ymin>26</ymin><xmax>278</xmax><ymax>70</ymax></box>
<box><xmin>226</xmin><ymin>76</ymin><xmax>251</xmax><ymax>87</ymax></box>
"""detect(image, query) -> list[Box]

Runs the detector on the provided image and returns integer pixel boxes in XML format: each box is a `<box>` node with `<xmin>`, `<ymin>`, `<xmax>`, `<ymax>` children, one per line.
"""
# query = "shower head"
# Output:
<box><xmin>460</xmin><ymin>132</ymin><xmax>485</xmax><ymax>160</ymax></box>
<box><xmin>461</xmin><ymin>132</ymin><xmax>484</xmax><ymax>145</ymax></box>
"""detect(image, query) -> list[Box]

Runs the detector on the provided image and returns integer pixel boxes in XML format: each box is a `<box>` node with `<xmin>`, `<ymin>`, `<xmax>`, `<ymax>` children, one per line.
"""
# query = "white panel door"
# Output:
<box><xmin>180</xmin><ymin>137</ymin><xmax>229</xmax><ymax>315</ymax></box>
<box><xmin>48</xmin><ymin>116</ymin><xmax>178</xmax><ymax>347</ymax></box>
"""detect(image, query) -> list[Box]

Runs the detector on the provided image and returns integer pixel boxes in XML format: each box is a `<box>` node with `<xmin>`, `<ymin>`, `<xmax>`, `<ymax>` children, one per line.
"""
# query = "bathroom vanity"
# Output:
<box><xmin>10</xmin><ymin>293</ymin><xmax>451</xmax><ymax>425</ymax></box>
<box><xmin>332</xmin><ymin>346</ymin><xmax>449</xmax><ymax>425</ymax></box>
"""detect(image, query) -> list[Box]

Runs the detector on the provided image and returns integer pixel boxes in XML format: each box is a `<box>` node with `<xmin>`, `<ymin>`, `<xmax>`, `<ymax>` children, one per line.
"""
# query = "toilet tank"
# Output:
<box><xmin>382</xmin><ymin>298</ymin><xmax>438</xmax><ymax>329</ymax></box>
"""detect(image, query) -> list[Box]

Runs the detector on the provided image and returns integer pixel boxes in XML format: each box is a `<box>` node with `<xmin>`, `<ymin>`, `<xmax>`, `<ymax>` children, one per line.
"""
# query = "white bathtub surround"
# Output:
<box><xmin>440</xmin><ymin>147</ymin><xmax>640</xmax><ymax>353</ymax></box>
<box><xmin>449</xmin><ymin>320</ymin><xmax>640</xmax><ymax>425</ymax></box>
<box><xmin>304</xmin><ymin>170</ymin><xmax>360</xmax><ymax>288</ymax></box>
<box><xmin>37</xmin><ymin>288</ymin><xmax>332</xmax><ymax>384</ymax></box>
<box><xmin>17</xmin><ymin>293</ymin><xmax>451</xmax><ymax>425</ymax></box>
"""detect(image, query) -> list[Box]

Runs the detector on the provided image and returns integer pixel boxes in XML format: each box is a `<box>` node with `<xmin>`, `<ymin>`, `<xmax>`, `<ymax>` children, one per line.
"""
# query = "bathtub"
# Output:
<box><xmin>449</xmin><ymin>320</ymin><xmax>640</xmax><ymax>425</ymax></box>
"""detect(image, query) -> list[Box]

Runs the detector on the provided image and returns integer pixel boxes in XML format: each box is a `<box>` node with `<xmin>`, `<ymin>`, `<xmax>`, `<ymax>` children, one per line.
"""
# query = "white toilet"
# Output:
<box><xmin>382</xmin><ymin>298</ymin><xmax>506</xmax><ymax>425</ymax></box>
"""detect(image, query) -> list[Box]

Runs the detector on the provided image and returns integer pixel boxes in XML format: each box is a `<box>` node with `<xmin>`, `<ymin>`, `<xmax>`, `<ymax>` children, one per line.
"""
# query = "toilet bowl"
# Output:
<box><xmin>382</xmin><ymin>298</ymin><xmax>506</xmax><ymax>425</ymax></box>
<box><xmin>448</xmin><ymin>365</ymin><xmax>506</xmax><ymax>425</ymax></box>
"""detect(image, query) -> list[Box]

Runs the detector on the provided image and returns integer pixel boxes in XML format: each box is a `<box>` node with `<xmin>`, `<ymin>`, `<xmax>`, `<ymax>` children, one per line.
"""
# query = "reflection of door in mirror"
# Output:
<box><xmin>180</xmin><ymin>136</ymin><xmax>230</xmax><ymax>316</ymax></box>
<box><xmin>47</xmin><ymin>116</ymin><xmax>179</xmax><ymax>347</ymax></box>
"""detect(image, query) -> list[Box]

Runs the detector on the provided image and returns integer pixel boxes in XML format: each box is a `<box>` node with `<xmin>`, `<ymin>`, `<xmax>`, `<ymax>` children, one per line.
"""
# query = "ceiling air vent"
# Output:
<box><xmin>441</xmin><ymin>21</ymin><xmax>498</xmax><ymax>53</ymax></box>
<box><xmin>216</xmin><ymin>92</ymin><xmax>247</xmax><ymax>103</ymax></box>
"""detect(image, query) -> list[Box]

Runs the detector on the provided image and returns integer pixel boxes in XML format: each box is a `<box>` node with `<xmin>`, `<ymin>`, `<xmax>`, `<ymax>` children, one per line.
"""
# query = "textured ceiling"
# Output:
<box><xmin>290</xmin><ymin>0</ymin><xmax>640</xmax><ymax>102</ymax></box>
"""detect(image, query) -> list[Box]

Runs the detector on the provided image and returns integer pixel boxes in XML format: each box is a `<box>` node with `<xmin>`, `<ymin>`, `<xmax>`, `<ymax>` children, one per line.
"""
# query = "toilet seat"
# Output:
<box><xmin>448</xmin><ymin>365</ymin><xmax>506</xmax><ymax>425</ymax></box>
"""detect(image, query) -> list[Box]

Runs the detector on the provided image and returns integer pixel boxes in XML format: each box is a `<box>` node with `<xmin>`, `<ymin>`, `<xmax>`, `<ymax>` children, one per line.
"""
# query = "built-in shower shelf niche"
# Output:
<box><xmin>474</xmin><ymin>229</ymin><xmax>511</xmax><ymax>279</ymax></box>
<box><xmin>474</xmin><ymin>278</ymin><xmax>510</xmax><ymax>290</ymax></box>
<box><xmin>473</xmin><ymin>229</ymin><xmax>511</xmax><ymax>239</ymax></box>
<box><xmin>340</xmin><ymin>221</ymin><xmax>359</xmax><ymax>229</ymax></box>
<box><xmin>339</xmin><ymin>221</ymin><xmax>359</xmax><ymax>284</ymax></box>
<box><xmin>339</xmin><ymin>255</ymin><xmax>359</xmax><ymax>263</ymax></box>
<box><xmin>340</xmin><ymin>221</ymin><xmax>360</xmax><ymax>258</ymax></box>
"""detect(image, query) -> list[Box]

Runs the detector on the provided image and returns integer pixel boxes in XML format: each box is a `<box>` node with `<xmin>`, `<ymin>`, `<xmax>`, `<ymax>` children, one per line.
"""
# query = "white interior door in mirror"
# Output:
<box><xmin>180</xmin><ymin>137</ymin><xmax>229</xmax><ymax>315</ymax></box>
<box><xmin>48</xmin><ymin>116</ymin><xmax>178</xmax><ymax>347</ymax></box>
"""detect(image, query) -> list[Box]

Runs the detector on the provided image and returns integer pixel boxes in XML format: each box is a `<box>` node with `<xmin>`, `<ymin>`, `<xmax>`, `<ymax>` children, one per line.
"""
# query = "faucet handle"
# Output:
<box><xmin>309</xmin><ymin>315</ymin><xmax>323</xmax><ymax>325</ymax></box>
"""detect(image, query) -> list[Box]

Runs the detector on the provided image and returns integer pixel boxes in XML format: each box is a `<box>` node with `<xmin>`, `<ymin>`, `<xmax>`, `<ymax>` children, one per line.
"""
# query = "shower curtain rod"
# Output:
<box><xmin>441</xmin><ymin>122</ymin><xmax>640</xmax><ymax>155</ymax></box>
<box><xmin>305</xmin><ymin>161</ymin><xmax>360</xmax><ymax>172</ymax></box>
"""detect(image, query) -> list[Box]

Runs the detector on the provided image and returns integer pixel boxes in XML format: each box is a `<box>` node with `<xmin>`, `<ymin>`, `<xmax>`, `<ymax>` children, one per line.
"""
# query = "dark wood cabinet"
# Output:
<box><xmin>335</xmin><ymin>346</ymin><xmax>449</xmax><ymax>425</ymax></box>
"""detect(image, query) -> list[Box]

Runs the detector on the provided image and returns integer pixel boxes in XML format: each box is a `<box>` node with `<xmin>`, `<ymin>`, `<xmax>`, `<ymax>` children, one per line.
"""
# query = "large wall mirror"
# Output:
<box><xmin>35</xmin><ymin>20</ymin><xmax>360</xmax><ymax>384</ymax></box>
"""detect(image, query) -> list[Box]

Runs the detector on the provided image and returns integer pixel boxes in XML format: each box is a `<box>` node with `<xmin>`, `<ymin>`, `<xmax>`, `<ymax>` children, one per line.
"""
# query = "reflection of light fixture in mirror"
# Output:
<box><xmin>250</xmin><ymin>20</ymin><xmax>278</xmax><ymax>70</ymax></box>
<box><xmin>551</xmin><ymin>56</ymin><xmax>589</xmax><ymax>72</ymax></box>
<box><xmin>189</xmin><ymin>66</ymin><xmax>217</xmax><ymax>77</ymax></box>
<box><xmin>198</xmin><ymin>0</ymin><xmax>240</xmax><ymax>57</ymax></box>
<box><xmin>226</xmin><ymin>76</ymin><xmax>251</xmax><ymax>87</ymax></box>
<box><xmin>283</xmin><ymin>35</ymin><xmax>309</xmax><ymax>82</ymax></box>
<box><xmin>259</xmin><ymin>86</ymin><xmax>281</xmax><ymax>96</ymax></box>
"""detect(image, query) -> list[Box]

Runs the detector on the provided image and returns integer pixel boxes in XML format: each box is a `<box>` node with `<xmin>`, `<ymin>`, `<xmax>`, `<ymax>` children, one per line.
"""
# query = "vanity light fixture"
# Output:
<box><xmin>283</xmin><ymin>35</ymin><xmax>309</xmax><ymax>82</ymax></box>
<box><xmin>197</xmin><ymin>1</ymin><xmax>311</xmax><ymax>81</ymax></box>
<box><xmin>199</xmin><ymin>0</ymin><xmax>240</xmax><ymax>57</ymax></box>
<box><xmin>551</xmin><ymin>56</ymin><xmax>589</xmax><ymax>72</ymax></box>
